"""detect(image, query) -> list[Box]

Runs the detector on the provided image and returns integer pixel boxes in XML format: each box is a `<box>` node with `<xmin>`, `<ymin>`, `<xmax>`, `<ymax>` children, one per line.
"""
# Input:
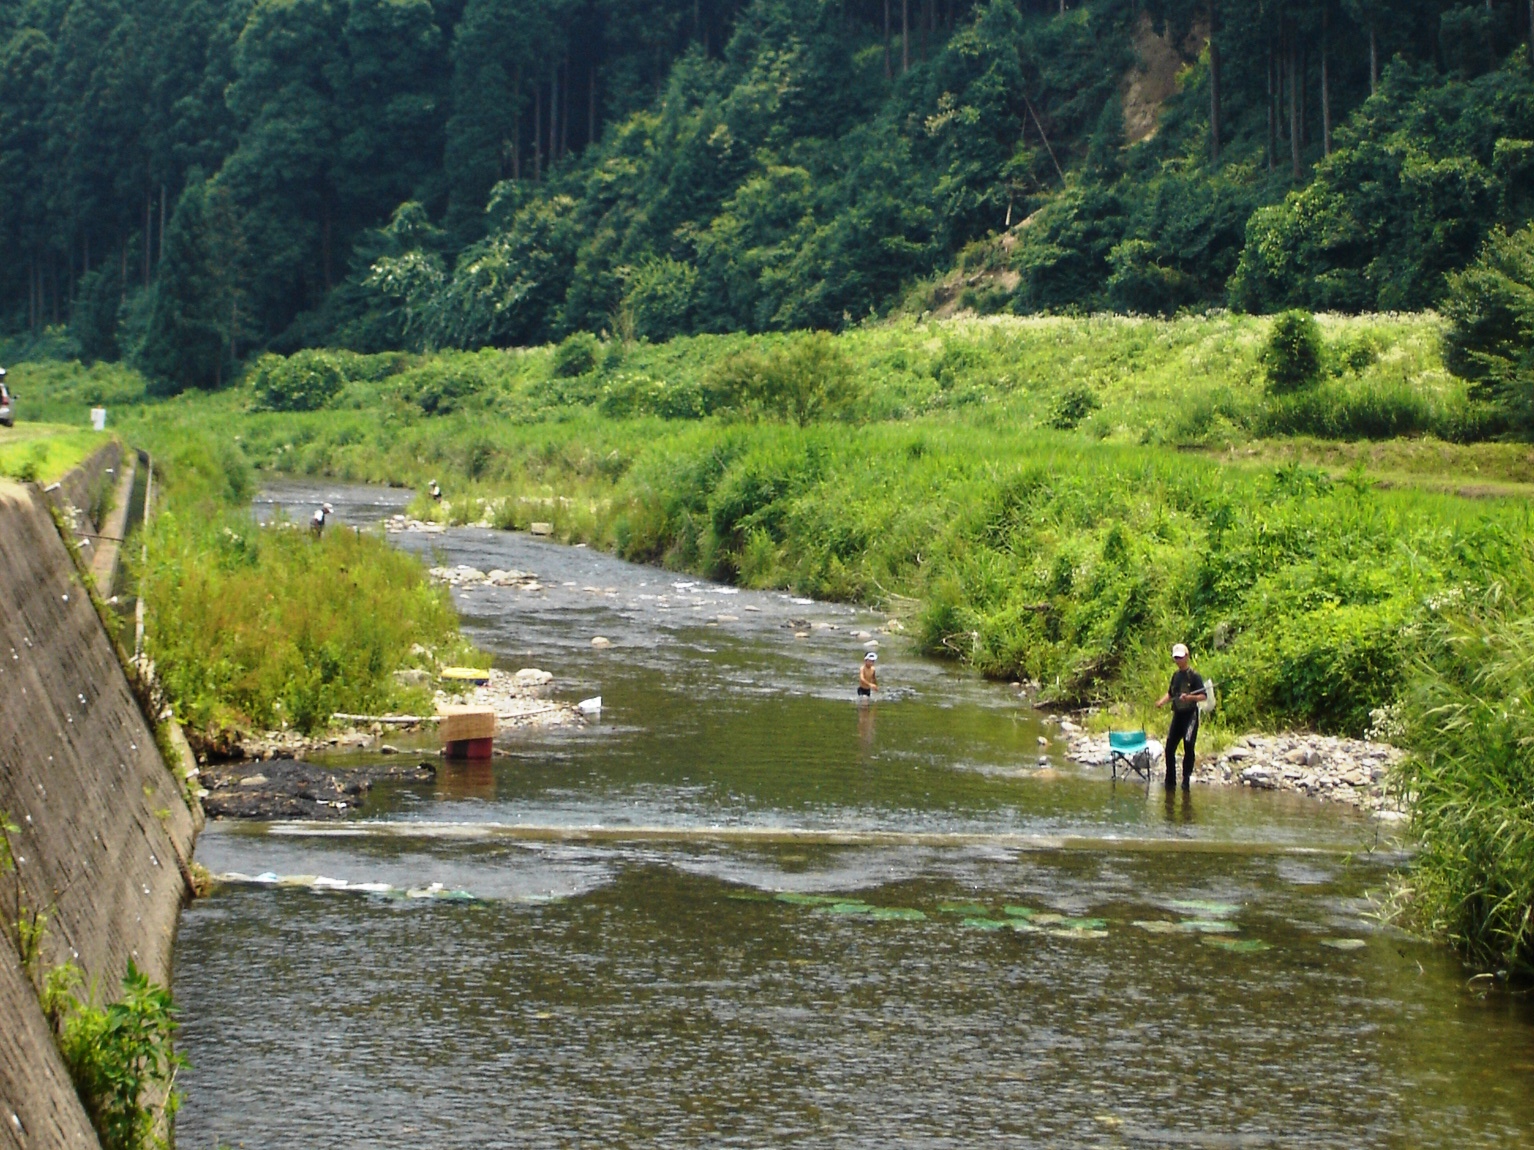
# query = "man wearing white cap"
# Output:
<box><xmin>857</xmin><ymin>652</ymin><xmax>879</xmax><ymax>699</ymax></box>
<box><xmin>1156</xmin><ymin>643</ymin><xmax>1206</xmax><ymax>788</ymax></box>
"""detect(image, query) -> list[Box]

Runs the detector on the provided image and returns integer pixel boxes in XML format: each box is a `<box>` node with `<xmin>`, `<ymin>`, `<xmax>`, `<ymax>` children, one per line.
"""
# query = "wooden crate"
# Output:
<box><xmin>437</xmin><ymin>705</ymin><xmax>496</xmax><ymax>743</ymax></box>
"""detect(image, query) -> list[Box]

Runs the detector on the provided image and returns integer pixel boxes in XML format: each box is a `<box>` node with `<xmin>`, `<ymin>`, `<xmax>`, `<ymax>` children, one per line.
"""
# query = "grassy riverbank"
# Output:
<box><xmin>10</xmin><ymin>311</ymin><xmax>1534</xmax><ymax>972</ymax></box>
<box><xmin>40</xmin><ymin>398</ymin><xmax>477</xmax><ymax>747</ymax></box>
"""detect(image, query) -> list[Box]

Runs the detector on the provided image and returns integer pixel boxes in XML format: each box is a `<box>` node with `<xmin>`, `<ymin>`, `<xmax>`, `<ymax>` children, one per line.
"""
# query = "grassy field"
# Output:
<box><xmin>0</xmin><ymin>423</ymin><xmax>113</xmax><ymax>484</ymax></box>
<box><xmin>11</xmin><ymin>311</ymin><xmax>1534</xmax><ymax>973</ymax></box>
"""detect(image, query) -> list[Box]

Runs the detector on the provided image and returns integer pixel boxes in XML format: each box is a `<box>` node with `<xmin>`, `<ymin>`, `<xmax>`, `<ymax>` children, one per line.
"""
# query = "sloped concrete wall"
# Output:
<box><xmin>0</xmin><ymin>477</ymin><xmax>198</xmax><ymax>1149</ymax></box>
<box><xmin>0</xmin><ymin>945</ymin><xmax>97</xmax><ymax>1150</ymax></box>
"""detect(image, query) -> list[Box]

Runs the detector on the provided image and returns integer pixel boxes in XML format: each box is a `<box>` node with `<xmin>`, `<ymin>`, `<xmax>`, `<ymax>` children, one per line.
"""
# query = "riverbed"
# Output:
<box><xmin>174</xmin><ymin>480</ymin><xmax>1534</xmax><ymax>1148</ymax></box>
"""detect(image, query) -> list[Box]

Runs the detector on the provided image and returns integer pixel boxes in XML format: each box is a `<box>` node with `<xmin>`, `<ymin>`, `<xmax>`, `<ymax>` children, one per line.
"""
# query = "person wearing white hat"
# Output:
<box><xmin>310</xmin><ymin>502</ymin><xmax>334</xmax><ymax>538</ymax></box>
<box><xmin>1155</xmin><ymin>642</ymin><xmax>1206</xmax><ymax>788</ymax></box>
<box><xmin>857</xmin><ymin>651</ymin><xmax>879</xmax><ymax>699</ymax></box>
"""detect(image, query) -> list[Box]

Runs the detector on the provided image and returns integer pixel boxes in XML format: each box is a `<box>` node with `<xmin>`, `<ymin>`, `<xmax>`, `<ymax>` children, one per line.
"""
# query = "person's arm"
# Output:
<box><xmin>1156</xmin><ymin>692</ymin><xmax>1170</xmax><ymax>708</ymax></box>
<box><xmin>1178</xmin><ymin>676</ymin><xmax>1207</xmax><ymax>704</ymax></box>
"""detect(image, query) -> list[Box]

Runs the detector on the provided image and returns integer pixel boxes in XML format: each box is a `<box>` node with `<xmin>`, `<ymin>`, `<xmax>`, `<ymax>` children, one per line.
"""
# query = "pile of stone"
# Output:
<box><xmin>434</xmin><ymin>667</ymin><xmax>579</xmax><ymax>729</ymax></box>
<box><xmin>427</xmin><ymin>564</ymin><xmax>543</xmax><ymax>591</ymax></box>
<box><xmin>385</xmin><ymin>514</ymin><xmax>446</xmax><ymax>534</ymax></box>
<box><xmin>1053</xmin><ymin>716</ymin><xmax>1408</xmax><ymax>818</ymax></box>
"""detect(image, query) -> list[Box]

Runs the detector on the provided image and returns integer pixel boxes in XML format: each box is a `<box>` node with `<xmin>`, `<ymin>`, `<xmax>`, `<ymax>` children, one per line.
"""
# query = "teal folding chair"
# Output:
<box><xmin>1109</xmin><ymin>729</ymin><xmax>1153</xmax><ymax>782</ymax></box>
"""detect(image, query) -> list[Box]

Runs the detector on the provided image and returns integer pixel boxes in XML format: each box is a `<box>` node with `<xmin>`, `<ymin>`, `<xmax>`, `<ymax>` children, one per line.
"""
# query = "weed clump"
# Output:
<box><xmin>45</xmin><ymin>961</ymin><xmax>185</xmax><ymax>1150</ymax></box>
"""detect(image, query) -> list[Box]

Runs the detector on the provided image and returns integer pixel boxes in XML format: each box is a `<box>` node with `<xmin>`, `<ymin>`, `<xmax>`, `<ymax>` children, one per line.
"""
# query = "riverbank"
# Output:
<box><xmin>1057</xmin><ymin>718</ymin><xmax>1406</xmax><ymax>817</ymax></box>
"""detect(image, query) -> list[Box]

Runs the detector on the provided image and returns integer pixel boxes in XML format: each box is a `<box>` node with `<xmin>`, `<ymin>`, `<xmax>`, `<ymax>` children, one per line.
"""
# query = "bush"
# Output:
<box><xmin>552</xmin><ymin>332</ymin><xmax>601</xmax><ymax>378</ymax></box>
<box><xmin>47</xmin><ymin>961</ymin><xmax>185</xmax><ymax>1150</ymax></box>
<box><xmin>706</xmin><ymin>333</ymin><xmax>863</xmax><ymax>426</ymax></box>
<box><xmin>1049</xmin><ymin>385</ymin><xmax>1101</xmax><ymax>430</ymax></box>
<box><xmin>250</xmin><ymin>351</ymin><xmax>346</xmax><ymax>412</ymax></box>
<box><xmin>1261</xmin><ymin>311</ymin><xmax>1323</xmax><ymax>394</ymax></box>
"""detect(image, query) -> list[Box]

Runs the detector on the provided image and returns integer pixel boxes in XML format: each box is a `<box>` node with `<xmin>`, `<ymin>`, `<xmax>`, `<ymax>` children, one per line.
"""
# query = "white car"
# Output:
<box><xmin>0</xmin><ymin>373</ymin><xmax>11</xmax><ymax>428</ymax></box>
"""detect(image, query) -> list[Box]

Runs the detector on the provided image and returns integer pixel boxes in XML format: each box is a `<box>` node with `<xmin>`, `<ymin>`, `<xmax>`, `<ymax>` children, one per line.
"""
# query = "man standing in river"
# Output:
<box><xmin>1156</xmin><ymin>643</ymin><xmax>1205</xmax><ymax>789</ymax></box>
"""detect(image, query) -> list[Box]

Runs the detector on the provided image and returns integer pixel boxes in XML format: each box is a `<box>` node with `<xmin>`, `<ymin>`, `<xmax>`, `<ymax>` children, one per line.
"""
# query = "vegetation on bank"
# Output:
<box><xmin>0</xmin><ymin>422</ymin><xmax>111</xmax><ymax>484</ymax></box>
<box><xmin>127</xmin><ymin>431</ymin><xmax>474</xmax><ymax>745</ymax></box>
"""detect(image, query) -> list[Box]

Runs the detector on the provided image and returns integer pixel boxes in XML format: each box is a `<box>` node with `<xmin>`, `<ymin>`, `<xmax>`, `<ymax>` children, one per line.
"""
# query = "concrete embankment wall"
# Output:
<box><xmin>0</xmin><ymin>476</ymin><xmax>198</xmax><ymax>1149</ymax></box>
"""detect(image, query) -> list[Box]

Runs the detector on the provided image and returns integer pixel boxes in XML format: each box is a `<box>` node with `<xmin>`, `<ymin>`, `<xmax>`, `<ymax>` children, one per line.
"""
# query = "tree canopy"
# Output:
<box><xmin>3</xmin><ymin>0</ymin><xmax>1534</xmax><ymax>384</ymax></box>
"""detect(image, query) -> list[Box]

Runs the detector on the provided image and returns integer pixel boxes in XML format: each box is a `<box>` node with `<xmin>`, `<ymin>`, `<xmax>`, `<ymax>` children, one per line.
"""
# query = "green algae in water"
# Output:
<box><xmin>820</xmin><ymin>901</ymin><xmax>875</xmax><ymax>916</ymax></box>
<box><xmin>775</xmin><ymin>892</ymin><xmax>845</xmax><ymax>906</ymax></box>
<box><xmin>1029</xmin><ymin>912</ymin><xmax>1065</xmax><ymax>926</ymax></box>
<box><xmin>1203</xmin><ymin>937</ymin><xmax>1271</xmax><ymax>954</ymax></box>
<box><xmin>962</xmin><ymin>917</ymin><xmax>1011</xmax><ymax>931</ymax></box>
<box><xmin>727</xmin><ymin>891</ymin><xmax>775</xmax><ymax>902</ymax></box>
<box><xmin>869</xmin><ymin>907</ymin><xmax>927</xmax><ymax>922</ymax></box>
<box><xmin>1133</xmin><ymin>920</ymin><xmax>1182</xmax><ymax>934</ymax></box>
<box><xmin>938</xmin><ymin>901</ymin><xmax>989</xmax><ymax>916</ymax></box>
<box><xmin>1179</xmin><ymin>919</ymin><xmax>1240</xmax><ymax>934</ymax></box>
<box><xmin>1320</xmin><ymin>938</ymin><xmax>1368</xmax><ymax>952</ymax></box>
<box><xmin>1003</xmin><ymin>906</ymin><xmax>1037</xmax><ymax>919</ymax></box>
<box><xmin>1169</xmin><ymin>899</ymin><xmax>1242</xmax><ymax>918</ymax></box>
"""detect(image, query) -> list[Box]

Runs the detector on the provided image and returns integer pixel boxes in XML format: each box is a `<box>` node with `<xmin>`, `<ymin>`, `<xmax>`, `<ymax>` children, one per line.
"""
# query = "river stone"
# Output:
<box><xmin>514</xmin><ymin>668</ymin><xmax>554</xmax><ymax>687</ymax></box>
<box><xmin>1320</xmin><ymin>938</ymin><xmax>1368</xmax><ymax>951</ymax></box>
<box><xmin>529</xmin><ymin>522</ymin><xmax>553</xmax><ymax>535</ymax></box>
<box><xmin>590</xmin><ymin>636</ymin><xmax>612</xmax><ymax>648</ymax></box>
<box><xmin>239</xmin><ymin>774</ymin><xmax>268</xmax><ymax>786</ymax></box>
<box><xmin>1203</xmin><ymin>937</ymin><xmax>1271</xmax><ymax>954</ymax></box>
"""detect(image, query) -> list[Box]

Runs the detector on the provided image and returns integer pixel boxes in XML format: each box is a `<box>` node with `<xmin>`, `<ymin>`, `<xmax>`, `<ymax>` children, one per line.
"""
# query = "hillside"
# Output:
<box><xmin>5</xmin><ymin>0</ymin><xmax>1534</xmax><ymax>389</ymax></box>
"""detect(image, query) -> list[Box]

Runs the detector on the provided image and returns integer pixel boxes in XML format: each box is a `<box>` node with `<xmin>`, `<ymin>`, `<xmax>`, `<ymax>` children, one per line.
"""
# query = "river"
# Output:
<box><xmin>173</xmin><ymin>480</ymin><xmax>1534</xmax><ymax>1148</ymax></box>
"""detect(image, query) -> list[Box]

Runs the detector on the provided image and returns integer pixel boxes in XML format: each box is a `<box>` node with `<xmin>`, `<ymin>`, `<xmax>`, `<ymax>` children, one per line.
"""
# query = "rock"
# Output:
<box><xmin>529</xmin><ymin>522</ymin><xmax>553</xmax><ymax>536</ymax></box>
<box><xmin>793</xmin><ymin>631</ymin><xmax>810</xmax><ymax>639</ymax></box>
<box><xmin>379</xmin><ymin>744</ymin><xmax>399</xmax><ymax>755</ymax></box>
<box><xmin>393</xmin><ymin>668</ymin><xmax>431</xmax><ymax>687</ymax></box>
<box><xmin>577</xmin><ymin>696</ymin><xmax>602</xmax><ymax>716</ymax></box>
<box><xmin>1284</xmin><ymin>747</ymin><xmax>1310</xmax><ymax>764</ymax></box>
<box><xmin>853</xmin><ymin>631</ymin><xmax>872</xmax><ymax>640</ymax></box>
<box><xmin>514</xmin><ymin>668</ymin><xmax>554</xmax><ymax>687</ymax></box>
<box><xmin>716</xmin><ymin>614</ymin><xmax>739</xmax><ymax>623</ymax></box>
<box><xmin>590</xmin><ymin>636</ymin><xmax>612</xmax><ymax>649</ymax></box>
<box><xmin>1037</xmin><ymin>736</ymin><xmax>1049</xmax><ymax>747</ymax></box>
<box><xmin>1225</xmin><ymin>747</ymin><xmax>1252</xmax><ymax>760</ymax></box>
<box><xmin>239</xmin><ymin>774</ymin><xmax>268</xmax><ymax>787</ymax></box>
<box><xmin>863</xmin><ymin>639</ymin><xmax>880</xmax><ymax>650</ymax></box>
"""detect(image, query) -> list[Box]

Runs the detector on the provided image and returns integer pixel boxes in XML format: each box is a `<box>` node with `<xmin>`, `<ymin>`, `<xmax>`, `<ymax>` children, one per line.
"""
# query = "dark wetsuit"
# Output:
<box><xmin>1165</xmin><ymin>668</ymin><xmax>1204</xmax><ymax>787</ymax></box>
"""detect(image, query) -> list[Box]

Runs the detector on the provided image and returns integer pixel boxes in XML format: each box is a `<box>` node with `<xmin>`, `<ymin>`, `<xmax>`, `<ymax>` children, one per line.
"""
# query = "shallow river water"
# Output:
<box><xmin>175</xmin><ymin>481</ymin><xmax>1534</xmax><ymax>1148</ymax></box>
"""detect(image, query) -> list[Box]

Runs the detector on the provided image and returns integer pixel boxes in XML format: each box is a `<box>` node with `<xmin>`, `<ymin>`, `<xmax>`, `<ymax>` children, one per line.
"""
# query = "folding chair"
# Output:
<box><xmin>1109</xmin><ymin>729</ymin><xmax>1154</xmax><ymax>782</ymax></box>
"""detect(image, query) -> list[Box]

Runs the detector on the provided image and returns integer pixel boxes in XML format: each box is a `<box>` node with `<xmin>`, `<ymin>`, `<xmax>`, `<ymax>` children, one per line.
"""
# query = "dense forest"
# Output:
<box><xmin>4</xmin><ymin>0</ymin><xmax>1534</xmax><ymax>389</ymax></box>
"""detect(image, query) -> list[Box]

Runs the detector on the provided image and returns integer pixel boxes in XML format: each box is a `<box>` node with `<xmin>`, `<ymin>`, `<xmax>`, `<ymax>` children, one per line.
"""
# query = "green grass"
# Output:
<box><xmin>0</xmin><ymin>424</ymin><xmax>112</xmax><ymax>483</ymax></box>
<box><xmin>127</xmin><ymin>426</ymin><xmax>477</xmax><ymax>742</ymax></box>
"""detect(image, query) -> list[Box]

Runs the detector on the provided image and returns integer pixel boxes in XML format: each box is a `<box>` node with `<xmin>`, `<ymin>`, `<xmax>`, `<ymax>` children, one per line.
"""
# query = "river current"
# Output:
<box><xmin>173</xmin><ymin>481</ymin><xmax>1534</xmax><ymax>1148</ymax></box>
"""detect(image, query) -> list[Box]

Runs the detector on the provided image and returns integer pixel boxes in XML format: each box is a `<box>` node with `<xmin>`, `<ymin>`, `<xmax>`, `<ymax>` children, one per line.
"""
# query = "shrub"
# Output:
<box><xmin>1261</xmin><ymin>311</ymin><xmax>1323</xmax><ymax>394</ymax></box>
<box><xmin>1049</xmin><ymin>385</ymin><xmax>1101</xmax><ymax>430</ymax></box>
<box><xmin>706</xmin><ymin>332</ymin><xmax>863</xmax><ymax>426</ymax></box>
<box><xmin>552</xmin><ymin>332</ymin><xmax>601</xmax><ymax>378</ymax></box>
<box><xmin>247</xmin><ymin>351</ymin><xmax>344</xmax><ymax>412</ymax></box>
<box><xmin>248</xmin><ymin>349</ymin><xmax>404</xmax><ymax>412</ymax></box>
<box><xmin>48</xmin><ymin>961</ymin><xmax>185</xmax><ymax>1150</ymax></box>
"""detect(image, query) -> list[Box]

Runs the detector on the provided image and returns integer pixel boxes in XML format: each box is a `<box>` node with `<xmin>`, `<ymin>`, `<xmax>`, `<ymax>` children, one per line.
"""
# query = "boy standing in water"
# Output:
<box><xmin>858</xmin><ymin>652</ymin><xmax>879</xmax><ymax>699</ymax></box>
<box><xmin>1156</xmin><ymin>643</ymin><xmax>1206</xmax><ymax>789</ymax></box>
